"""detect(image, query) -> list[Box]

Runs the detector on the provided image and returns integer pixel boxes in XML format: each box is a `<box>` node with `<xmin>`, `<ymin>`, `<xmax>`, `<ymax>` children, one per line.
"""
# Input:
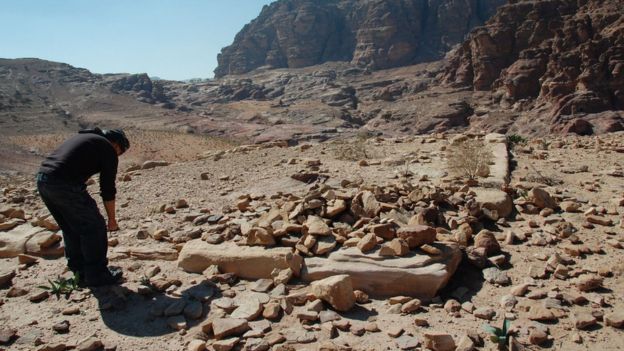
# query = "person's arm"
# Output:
<box><xmin>100</xmin><ymin>144</ymin><xmax>119</xmax><ymax>231</ymax></box>
<box><xmin>104</xmin><ymin>200</ymin><xmax>118</xmax><ymax>231</ymax></box>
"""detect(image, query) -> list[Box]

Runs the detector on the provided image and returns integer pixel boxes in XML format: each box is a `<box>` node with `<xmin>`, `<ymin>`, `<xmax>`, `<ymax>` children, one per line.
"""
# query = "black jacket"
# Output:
<box><xmin>39</xmin><ymin>132</ymin><xmax>118</xmax><ymax>201</ymax></box>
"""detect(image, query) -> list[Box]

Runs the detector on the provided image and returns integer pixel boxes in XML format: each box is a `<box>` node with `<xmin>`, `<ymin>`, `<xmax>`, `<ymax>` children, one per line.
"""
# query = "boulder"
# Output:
<box><xmin>529</xmin><ymin>188</ymin><xmax>557</xmax><ymax>210</ymax></box>
<box><xmin>473</xmin><ymin>230</ymin><xmax>501</xmax><ymax>256</ymax></box>
<box><xmin>474</xmin><ymin>188</ymin><xmax>513</xmax><ymax>218</ymax></box>
<box><xmin>310</xmin><ymin>274</ymin><xmax>356</xmax><ymax>312</ymax></box>
<box><xmin>303</xmin><ymin>244</ymin><xmax>461</xmax><ymax>298</ymax></box>
<box><xmin>178</xmin><ymin>240</ymin><xmax>302</xmax><ymax>279</ymax></box>
<box><xmin>396</xmin><ymin>225</ymin><xmax>436</xmax><ymax>248</ymax></box>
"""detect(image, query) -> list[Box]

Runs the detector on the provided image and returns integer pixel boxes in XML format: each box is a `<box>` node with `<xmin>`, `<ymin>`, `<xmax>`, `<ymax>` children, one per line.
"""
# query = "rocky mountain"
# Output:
<box><xmin>214</xmin><ymin>0</ymin><xmax>506</xmax><ymax>77</ymax></box>
<box><xmin>443</xmin><ymin>0</ymin><xmax>624</xmax><ymax>134</ymax></box>
<box><xmin>2</xmin><ymin>0</ymin><xmax>624</xmax><ymax>144</ymax></box>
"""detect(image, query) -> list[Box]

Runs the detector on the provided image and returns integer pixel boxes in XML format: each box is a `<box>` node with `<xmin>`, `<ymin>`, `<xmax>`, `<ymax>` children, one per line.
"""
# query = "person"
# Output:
<box><xmin>36</xmin><ymin>127</ymin><xmax>130</xmax><ymax>286</ymax></box>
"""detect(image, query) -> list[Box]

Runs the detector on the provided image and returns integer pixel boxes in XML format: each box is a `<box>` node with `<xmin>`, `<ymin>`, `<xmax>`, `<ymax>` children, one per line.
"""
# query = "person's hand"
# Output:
<box><xmin>107</xmin><ymin>219</ymin><xmax>119</xmax><ymax>232</ymax></box>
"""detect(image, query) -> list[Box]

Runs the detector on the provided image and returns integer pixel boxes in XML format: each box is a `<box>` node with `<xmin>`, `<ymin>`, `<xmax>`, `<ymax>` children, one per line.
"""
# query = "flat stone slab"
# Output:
<box><xmin>178</xmin><ymin>240</ymin><xmax>301</xmax><ymax>279</ymax></box>
<box><xmin>0</xmin><ymin>225</ymin><xmax>49</xmax><ymax>258</ymax></box>
<box><xmin>484</xmin><ymin>133</ymin><xmax>509</xmax><ymax>186</ymax></box>
<box><xmin>301</xmin><ymin>243</ymin><xmax>462</xmax><ymax>299</ymax></box>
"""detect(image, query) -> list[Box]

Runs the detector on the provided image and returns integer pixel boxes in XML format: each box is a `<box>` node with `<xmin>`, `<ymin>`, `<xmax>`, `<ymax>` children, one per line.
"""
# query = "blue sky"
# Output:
<box><xmin>0</xmin><ymin>0</ymin><xmax>274</xmax><ymax>80</ymax></box>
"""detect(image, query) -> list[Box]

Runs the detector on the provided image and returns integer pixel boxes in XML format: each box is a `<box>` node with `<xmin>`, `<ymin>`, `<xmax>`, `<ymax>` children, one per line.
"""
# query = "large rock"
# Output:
<box><xmin>302</xmin><ymin>244</ymin><xmax>461</xmax><ymax>298</ymax></box>
<box><xmin>474</xmin><ymin>188</ymin><xmax>513</xmax><ymax>219</ymax></box>
<box><xmin>529</xmin><ymin>188</ymin><xmax>557</xmax><ymax>209</ymax></box>
<box><xmin>310</xmin><ymin>274</ymin><xmax>356</xmax><ymax>312</ymax></box>
<box><xmin>0</xmin><ymin>225</ymin><xmax>46</xmax><ymax>258</ymax></box>
<box><xmin>178</xmin><ymin>240</ymin><xmax>302</xmax><ymax>279</ymax></box>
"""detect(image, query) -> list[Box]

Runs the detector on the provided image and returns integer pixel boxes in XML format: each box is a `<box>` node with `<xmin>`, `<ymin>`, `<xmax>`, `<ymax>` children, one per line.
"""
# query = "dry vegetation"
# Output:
<box><xmin>446</xmin><ymin>139</ymin><xmax>494</xmax><ymax>180</ymax></box>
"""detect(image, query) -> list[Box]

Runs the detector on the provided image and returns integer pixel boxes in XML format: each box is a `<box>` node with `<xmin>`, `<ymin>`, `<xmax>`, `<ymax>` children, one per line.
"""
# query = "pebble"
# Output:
<box><xmin>62</xmin><ymin>306</ymin><xmax>80</xmax><ymax>315</ymax></box>
<box><xmin>482</xmin><ymin>267</ymin><xmax>511</xmax><ymax>285</ymax></box>
<box><xmin>52</xmin><ymin>320</ymin><xmax>70</xmax><ymax>334</ymax></box>
<box><xmin>473</xmin><ymin>307</ymin><xmax>495</xmax><ymax>320</ymax></box>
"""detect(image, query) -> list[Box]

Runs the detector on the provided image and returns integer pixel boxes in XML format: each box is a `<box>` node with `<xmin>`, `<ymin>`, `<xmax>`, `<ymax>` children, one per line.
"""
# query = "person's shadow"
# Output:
<box><xmin>90</xmin><ymin>279</ymin><xmax>218</xmax><ymax>337</ymax></box>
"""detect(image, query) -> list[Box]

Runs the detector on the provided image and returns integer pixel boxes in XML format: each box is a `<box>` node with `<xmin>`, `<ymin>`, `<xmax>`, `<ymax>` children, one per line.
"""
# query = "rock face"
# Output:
<box><xmin>215</xmin><ymin>0</ymin><xmax>505</xmax><ymax>77</ymax></box>
<box><xmin>443</xmin><ymin>0</ymin><xmax>624</xmax><ymax>131</ymax></box>
<box><xmin>302</xmin><ymin>244</ymin><xmax>462</xmax><ymax>298</ymax></box>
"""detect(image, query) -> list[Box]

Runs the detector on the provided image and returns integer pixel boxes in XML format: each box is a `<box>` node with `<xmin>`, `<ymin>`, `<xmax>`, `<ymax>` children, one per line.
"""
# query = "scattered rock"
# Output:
<box><xmin>605</xmin><ymin>311</ymin><xmax>624</xmax><ymax>329</ymax></box>
<box><xmin>52</xmin><ymin>321</ymin><xmax>70</xmax><ymax>334</ymax></box>
<box><xmin>574</xmin><ymin>313</ymin><xmax>597</xmax><ymax>329</ymax></box>
<box><xmin>423</xmin><ymin>332</ymin><xmax>456</xmax><ymax>351</ymax></box>
<box><xmin>310</xmin><ymin>274</ymin><xmax>355</xmax><ymax>312</ymax></box>
<box><xmin>76</xmin><ymin>337</ymin><xmax>103</xmax><ymax>351</ymax></box>
<box><xmin>396</xmin><ymin>225</ymin><xmax>436</xmax><ymax>248</ymax></box>
<box><xmin>212</xmin><ymin>318</ymin><xmax>250</xmax><ymax>340</ymax></box>
<box><xmin>483</xmin><ymin>267</ymin><xmax>511</xmax><ymax>285</ymax></box>
<box><xmin>0</xmin><ymin>269</ymin><xmax>16</xmax><ymax>287</ymax></box>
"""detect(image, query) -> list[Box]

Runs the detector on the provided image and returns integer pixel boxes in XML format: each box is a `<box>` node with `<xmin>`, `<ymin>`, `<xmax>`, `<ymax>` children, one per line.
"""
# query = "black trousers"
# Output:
<box><xmin>36</xmin><ymin>173</ymin><xmax>108</xmax><ymax>278</ymax></box>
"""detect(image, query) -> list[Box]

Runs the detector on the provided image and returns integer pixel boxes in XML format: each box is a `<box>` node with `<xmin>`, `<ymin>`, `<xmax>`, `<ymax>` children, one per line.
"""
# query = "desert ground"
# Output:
<box><xmin>1</xmin><ymin>130</ymin><xmax>623</xmax><ymax>351</ymax></box>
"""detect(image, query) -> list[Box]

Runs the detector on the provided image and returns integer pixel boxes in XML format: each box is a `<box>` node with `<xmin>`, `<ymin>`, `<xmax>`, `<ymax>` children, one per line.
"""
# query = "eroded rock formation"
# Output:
<box><xmin>443</xmin><ymin>0</ymin><xmax>624</xmax><ymax>127</ymax></box>
<box><xmin>214</xmin><ymin>0</ymin><xmax>505</xmax><ymax>77</ymax></box>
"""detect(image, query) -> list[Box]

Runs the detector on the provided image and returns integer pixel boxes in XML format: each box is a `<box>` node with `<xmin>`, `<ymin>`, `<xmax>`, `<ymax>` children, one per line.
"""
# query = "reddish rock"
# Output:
<box><xmin>396</xmin><ymin>225</ymin><xmax>436</xmax><ymax>249</ymax></box>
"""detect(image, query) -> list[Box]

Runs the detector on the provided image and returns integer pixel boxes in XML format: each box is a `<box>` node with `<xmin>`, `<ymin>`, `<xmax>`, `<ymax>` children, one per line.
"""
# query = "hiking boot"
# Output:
<box><xmin>84</xmin><ymin>267</ymin><xmax>123</xmax><ymax>287</ymax></box>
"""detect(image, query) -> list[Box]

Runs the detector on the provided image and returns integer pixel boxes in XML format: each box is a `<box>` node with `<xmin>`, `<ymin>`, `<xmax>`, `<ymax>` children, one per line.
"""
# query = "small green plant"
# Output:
<box><xmin>506</xmin><ymin>134</ymin><xmax>527</xmax><ymax>148</ymax></box>
<box><xmin>139</xmin><ymin>275</ymin><xmax>153</xmax><ymax>289</ymax></box>
<box><xmin>38</xmin><ymin>273</ymin><xmax>81</xmax><ymax>298</ymax></box>
<box><xmin>517</xmin><ymin>189</ymin><xmax>528</xmax><ymax>200</ymax></box>
<box><xmin>483</xmin><ymin>319</ymin><xmax>511</xmax><ymax>349</ymax></box>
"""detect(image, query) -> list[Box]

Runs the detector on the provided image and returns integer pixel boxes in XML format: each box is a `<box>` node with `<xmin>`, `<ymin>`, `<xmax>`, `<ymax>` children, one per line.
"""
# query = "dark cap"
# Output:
<box><xmin>102</xmin><ymin>129</ymin><xmax>130</xmax><ymax>153</ymax></box>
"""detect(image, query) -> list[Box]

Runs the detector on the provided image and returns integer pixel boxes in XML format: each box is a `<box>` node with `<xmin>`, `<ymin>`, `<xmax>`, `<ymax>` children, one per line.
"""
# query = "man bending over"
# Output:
<box><xmin>37</xmin><ymin>128</ymin><xmax>129</xmax><ymax>286</ymax></box>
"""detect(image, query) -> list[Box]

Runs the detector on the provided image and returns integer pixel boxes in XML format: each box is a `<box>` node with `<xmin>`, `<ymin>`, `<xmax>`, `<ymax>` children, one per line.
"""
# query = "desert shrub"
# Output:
<box><xmin>447</xmin><ymin>138</ymin><xmax>494</xmax><ymax>180</ymax></box>
<box><xmin>506</xmin><ymin>134</ymin><xmax>527</xmax><ymax>148</ymax></box>
<box><xmin>332</xmin><ymin>131</ymin><xmax>375</xmax><ymax>161</ymax></box>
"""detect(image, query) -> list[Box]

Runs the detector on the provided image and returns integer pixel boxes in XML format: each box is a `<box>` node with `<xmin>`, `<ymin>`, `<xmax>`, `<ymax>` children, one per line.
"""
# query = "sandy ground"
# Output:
<box><xmin>0</xmin><ymin>132</ymin><xmax>623</xmax><ymax>351</ymax></box>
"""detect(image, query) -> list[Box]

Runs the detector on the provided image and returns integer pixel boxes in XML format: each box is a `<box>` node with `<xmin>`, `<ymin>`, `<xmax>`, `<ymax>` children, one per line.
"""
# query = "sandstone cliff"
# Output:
<box><xmin>443</xmin><ymin>0</ymin><xmax>624</xmax><ymax>132</ymax></box>
<box><xmin>214</xmin><ymin>0</ymin><xmax>505</xmax><ymax>77</ymax></box>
